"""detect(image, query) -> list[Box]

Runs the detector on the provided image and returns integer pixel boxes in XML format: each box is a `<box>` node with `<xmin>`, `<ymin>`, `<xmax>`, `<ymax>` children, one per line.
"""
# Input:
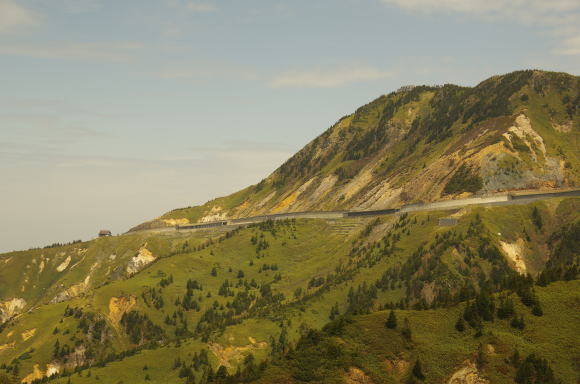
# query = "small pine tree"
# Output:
<box><xmin>216</xmin><ymin>365</ymin><xmax>228</xmax><ymax>380</ymax></box>
<box><xmin>402</xmin><ymin>318</ymin><xmax>412</xmax><ymax>341</ymax></box>
<box><xmin>510</xmin><ymin>314</ymin><xmax>525</xmax><ymax>330</ymax></box>
<box><xmin>386</xmin><ymin>310</ymin><xmax>397</xmax><ymax>329</ymax></box>
<box><xmin>532</xmin><ymin>304</ymin><xmax>543</xmax><ymax>316</ymax></box>
<box><xmin>512</xmin><ymin>349</ymin><xmax>521</xmax><ymax>368</ymax></box>
<box><xmin>455</xmin><ymin>316</ymin><xmax>465</xmax><ymax>332</ymax></box>
<box><xmin>412</xmin><ymin>359</ymin><xmax>425</xmax><ymax>380</ymax></box>
<box><xmin>532</xmin><ymin>207</ymin><xmax>543</xmax><ymax>231</ymax></box>
<box><xmin>211</xmin><ymin>267</ymin><xmax>217</xmax><ymax>277</ymax></box>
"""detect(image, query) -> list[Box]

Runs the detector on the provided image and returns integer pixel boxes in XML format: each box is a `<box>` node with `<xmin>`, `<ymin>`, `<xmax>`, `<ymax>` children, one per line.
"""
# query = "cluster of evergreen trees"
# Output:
<box><xmin>120</xmin><ymin>311</ymin><xmax>164</xmax><ymax>345</ymax></box>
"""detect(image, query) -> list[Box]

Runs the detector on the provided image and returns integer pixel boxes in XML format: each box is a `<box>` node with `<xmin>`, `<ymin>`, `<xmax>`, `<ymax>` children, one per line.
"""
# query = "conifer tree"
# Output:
<box><xmin>455</xmin><ymin>316</ymin><xmax>465</xmax><ymax>332</ymax></box>
<box><xmin>386</xmin><ymin>310</ymin><xmax>397</xmax><ymax>329</ymax></box>
<box><xmin>412</xmin><ymin>359</ymin><xmax>425</xmax><ymax>380</ymax></box>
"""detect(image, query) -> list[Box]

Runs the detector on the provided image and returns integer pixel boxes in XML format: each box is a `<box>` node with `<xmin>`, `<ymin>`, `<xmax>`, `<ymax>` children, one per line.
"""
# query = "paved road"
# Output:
<box><xmin>160</xmin><ymin>188</ymin><xmax>579</xmax><ymax>232</ymax></box>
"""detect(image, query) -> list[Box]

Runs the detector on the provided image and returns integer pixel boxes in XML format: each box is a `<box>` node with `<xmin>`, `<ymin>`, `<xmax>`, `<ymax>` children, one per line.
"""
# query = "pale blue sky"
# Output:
<box><xmin>1</xmin><ymin>0</ymin><xmax>578</xmax><ymax>252</ymax></box>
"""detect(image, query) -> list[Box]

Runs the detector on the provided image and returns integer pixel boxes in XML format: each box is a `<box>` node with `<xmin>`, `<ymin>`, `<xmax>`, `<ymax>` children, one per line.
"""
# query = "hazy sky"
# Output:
<box><xmin>1</xmin><ymin>0</ymin><xmax>578</xmax><ymax>252</ymax></box>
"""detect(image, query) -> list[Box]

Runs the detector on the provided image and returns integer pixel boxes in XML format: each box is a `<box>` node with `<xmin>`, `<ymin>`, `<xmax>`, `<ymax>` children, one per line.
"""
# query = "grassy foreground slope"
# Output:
<box><xmin>253</xmin><ymin>280</ymin><xmax>580</xmax><ymax>384</ymax></box>
<box><xmin>133</xmin><ymin>70</ymin><xmax>580</xmax><ymax>231</ymax></box>
<box><xmin>0</xmin><ymin>198</ymin><xmax>578</xmax><ymax>383</ymax></box>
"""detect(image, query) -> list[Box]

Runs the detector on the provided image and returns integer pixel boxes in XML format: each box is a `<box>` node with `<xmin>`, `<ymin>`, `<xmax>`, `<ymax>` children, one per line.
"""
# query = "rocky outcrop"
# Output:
<box><xmin>126</xmin><ymin>245</ymin><xmax>155</xmax><ymax>275</ymax></box>
<box><xmin>0</xmin><ymin>297</ymin><xmax>26</xmax><ymax>324</ymax></box>
<box><xmin>448</xmin><ymin>360</ymin><xmax>489</xmax><ymax>384</ymax></box>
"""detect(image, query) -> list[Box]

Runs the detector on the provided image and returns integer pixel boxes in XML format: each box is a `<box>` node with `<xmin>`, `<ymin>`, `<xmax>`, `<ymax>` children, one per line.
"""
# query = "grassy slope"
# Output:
<box><xmin>37</xmin><ymin>281</ymin><xmax>580</xmax><ymax>384</ymax></box>
<box><xmin>254</xmin><ymin>280</ymin><xmax>580</xmax><ymax>384</ymax></box>
<box><xmin>0</xmin><ymin>198</ymin><xmax>578</xmax><ymax>383</ymax></box>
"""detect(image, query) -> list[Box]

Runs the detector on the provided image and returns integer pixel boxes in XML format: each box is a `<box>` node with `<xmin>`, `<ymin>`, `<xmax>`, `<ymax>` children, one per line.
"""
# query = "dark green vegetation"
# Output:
<box><xmin>443</xmin><ymin>164</ymin><xmax>483</xmax><ymax>195</ymax></box>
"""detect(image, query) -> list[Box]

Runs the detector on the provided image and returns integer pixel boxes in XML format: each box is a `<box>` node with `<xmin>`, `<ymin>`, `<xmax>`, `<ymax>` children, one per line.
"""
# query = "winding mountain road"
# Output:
<box><xmin>160</xmin><ymin>188</ymin><xmax>580</xmax><ymax>233</ymax></box>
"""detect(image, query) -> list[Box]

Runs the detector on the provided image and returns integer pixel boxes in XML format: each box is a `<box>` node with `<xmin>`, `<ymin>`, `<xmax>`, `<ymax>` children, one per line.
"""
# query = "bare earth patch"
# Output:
<box><xmin>345</xmin><ymin>367</ymin><xmax>374</xmax><ymax>384</ymax></box>
<box><xmin>21</xmin><ymin>364</ymin><xmax>44</xmax><ymax>384</ymax></box>
<box><xmin>384</xmin><ymin>356</ymin><xmax>410</xmax><ymax>375</ymax></box>
<box><xmin>56</xmin><ymin>255</ymin><xmax>72</xmax><ymax>272</ymax></box>
<box><xmin>209</xmin><ymin>338</ymin><xmax>267</xmax><ymax>369</ymax></box>
<box><xmin>108</xmin><ymin>295</ymin><xmax>137</xmax><ymax>327</ymax></box>
<box><xmin>447</xmin><ymin>360</ymin><xmax>489</xmax><ymax>384</ymax></box>
<box><xmin>0</xmin><ymin>342</ymin><xmax>15</xmax><ymax>352</ymax></box>
<box><xmin>500</xmin><ymin>239</ymin><xmax>527</xmax><ymax>274</ymax></box>
<box><xmin>0</xmin><ymin>297</ymin><xmax>26</xmax><ymax>324</ymax></box>
<box><xmin>21</xmin><ymin>328</ymin><xmax>36</xmax><ymax>341</ymax></box>
<box><xmin>163</xmin><ymin>218</ymin><xmax>190</xmax><ymax>226</ymax></box>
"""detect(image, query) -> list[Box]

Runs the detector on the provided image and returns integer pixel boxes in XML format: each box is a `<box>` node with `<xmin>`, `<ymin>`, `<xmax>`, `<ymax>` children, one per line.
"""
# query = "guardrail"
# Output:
<box><xmin>173</xmin><ymin>189</ymin><xmax>580</xmax><ymax>232</ymax></box>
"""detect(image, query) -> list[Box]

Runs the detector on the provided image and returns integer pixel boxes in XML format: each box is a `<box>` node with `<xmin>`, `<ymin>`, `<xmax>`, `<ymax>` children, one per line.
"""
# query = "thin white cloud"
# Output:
<box><xmin>0</xmin><ymin>0</ymin><xmax>37</xmax><ymax>33</ymax></box>
<box><xmin>269</xmin><ymin>66</ymin><xmax>392</xmax><ymax>88</ymax></box>
<box><xmin>186</xmin><ymin>2</ymin><xmax>216</xmax><ymax>12</ymax></box>
<box><xmin>554</xmin><ymin>35</ymin><xmax>580</xmax><ymax>56</ymax></box>
<box><xmin>381</xmin><ymin>0</ymin><xmax>580</xmax><ymax>56</ymax></box>
<box><xmin>0</xmin><ymin>42</ymin><xmax>144</xmax><ymax>62</ymax></box>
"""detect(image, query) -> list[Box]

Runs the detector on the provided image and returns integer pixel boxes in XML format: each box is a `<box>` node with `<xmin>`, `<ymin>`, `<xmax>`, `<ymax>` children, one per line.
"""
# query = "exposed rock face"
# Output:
<box><xmin>447</xmin><ymin>361</ymin><xmax>489</xmax><ymax>384</ymax></box>
<box><xmin>126</xmin><ymin>245</ymin><xmax>156</xmax><ymax>275</ymax></box>
<box><xmin>51</xmin><ymin>263</ymin><xmax>98</xmax><ymax>303</ymax></box>
<box><xmin>21</xmin><ymin>362</ymin><xmax>61</xmax><ymax>383</ymax></box>
<box><xmin>200</xmin><ymin>206</ymin><xmax>229</xmax><ymax>223</ymax></box>
<box><xmin>500</xmin><ymin>239</ymin><xmax>528</xmax><ymax>274</ymax></box>
<box><xmin>345</xmin><ymin>367</ymin><xmax>374</xmax><ymax>384</ymax></box>
<box><xmin>56</xmin><ymin>255</ymin><xmax>71</xmax><ymax>272</ymax></box>
<box><xmin>0</xmin><ymin>297</ymin><xmax>26</xmax><ymax>324</ymax></box>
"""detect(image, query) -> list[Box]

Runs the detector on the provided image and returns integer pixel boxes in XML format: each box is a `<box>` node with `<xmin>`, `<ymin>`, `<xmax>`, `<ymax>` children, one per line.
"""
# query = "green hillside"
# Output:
<box><xmin>0</xmin><ymin>70</ymin><xmax>579</xmax><ymax>384</ymax></box>
<box><xmin>134</xmin><ymin>70</ymin><xmax>580</xmax><ymax>231</ymax></box>
<box><xmin>1</xmin><ymin>197</ymin><xmax>578</xmax><ymax>383</ymax></box>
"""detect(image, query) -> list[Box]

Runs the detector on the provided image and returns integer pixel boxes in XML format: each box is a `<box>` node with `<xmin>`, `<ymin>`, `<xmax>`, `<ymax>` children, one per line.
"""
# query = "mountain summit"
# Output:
<box><xmin>135</xmin><ymin>70</ymin><xmax>579</xmax><ymax>230</ymax></box>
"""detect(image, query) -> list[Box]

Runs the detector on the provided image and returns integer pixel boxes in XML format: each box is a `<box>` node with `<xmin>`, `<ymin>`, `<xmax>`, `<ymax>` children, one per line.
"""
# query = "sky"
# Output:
<box><xmin>0</xmin><ymin>0</ymin><xmax>578</xmax><ymax>252</ymax></box>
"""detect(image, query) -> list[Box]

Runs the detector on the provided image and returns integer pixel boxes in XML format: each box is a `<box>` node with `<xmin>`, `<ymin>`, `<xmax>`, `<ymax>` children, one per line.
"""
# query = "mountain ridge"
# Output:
<box><xmin>132</xmin><ymin>69</ymin><xmax>579</xmax><ymax>232</ymax></box>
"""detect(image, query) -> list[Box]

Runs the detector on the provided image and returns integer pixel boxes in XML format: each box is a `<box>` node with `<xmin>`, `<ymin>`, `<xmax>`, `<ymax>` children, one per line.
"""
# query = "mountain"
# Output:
<box><xmin>0</xmin><ymin>70</ymin><xmax>578</xmax><ymax>384</ymax></box>
<box><xmin>134</xmin><ymin>69</ymin><xmax>579</xmax><ymax>231</ymax></box>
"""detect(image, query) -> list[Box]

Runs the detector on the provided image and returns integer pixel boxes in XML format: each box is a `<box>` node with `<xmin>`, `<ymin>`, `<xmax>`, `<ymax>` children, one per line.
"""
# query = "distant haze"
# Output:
<box><xmin>1</xmin><ymin>0</ymin><xmax>578</xmax><ymax>252</ymax></box>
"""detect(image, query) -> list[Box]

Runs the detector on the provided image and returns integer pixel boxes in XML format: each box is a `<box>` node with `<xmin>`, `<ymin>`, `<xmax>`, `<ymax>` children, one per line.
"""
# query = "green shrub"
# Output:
<box><xmin>444</xmin><ymin>164</ymin><xmax>483</xmax><ymax>194</ymax></box>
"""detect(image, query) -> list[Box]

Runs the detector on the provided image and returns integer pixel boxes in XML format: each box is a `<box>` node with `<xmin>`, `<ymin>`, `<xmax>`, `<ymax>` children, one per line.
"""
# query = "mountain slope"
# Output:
<box><xmin>135</xmin><ymin>70</ymin><xmax>579</xmax><ymax>230</ymax></box>
<box><xmin>1</xmin><ymin>197</ymin><xmax>578</xmax><ymax>383</ymax></box>
<box><xmin>0</xmin><ymin>70</ymin><xmax>578</xmax><ymax>384</ymax></box>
